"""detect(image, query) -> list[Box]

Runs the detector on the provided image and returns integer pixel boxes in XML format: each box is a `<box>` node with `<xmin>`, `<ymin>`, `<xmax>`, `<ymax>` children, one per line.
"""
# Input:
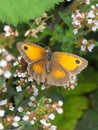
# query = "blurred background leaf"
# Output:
<box><xmin>0</xmin><ymin>0</ymin><xmax>64</xmax><ymax>26</ymax></box>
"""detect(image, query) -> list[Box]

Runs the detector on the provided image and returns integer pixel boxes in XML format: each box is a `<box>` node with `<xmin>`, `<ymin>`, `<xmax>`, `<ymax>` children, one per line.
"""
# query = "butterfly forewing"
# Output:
<box><xmin>52</xmin><ymin>52</ymin><xmax>88</xmax><ymax>75</ymax></box>
<box><xmin>17</xmin><ymin>42</ymin><xmax>46</xmax><ymax>63</ymax></box>
<box><xmin>17</xmin><ymin>42</ymin><xmax>88</xmax><ymax>87</ymax></box>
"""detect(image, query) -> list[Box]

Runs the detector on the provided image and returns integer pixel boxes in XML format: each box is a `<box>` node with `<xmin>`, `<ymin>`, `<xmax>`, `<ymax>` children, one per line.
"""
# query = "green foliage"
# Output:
<box><xmin>58</xmin><ymin>97</ymin><xmax>89</xmax><ymax>130</ymax></box>
<box><xmin>0</xmin><ymin>0</ymin><xmax>64</xmax><ymax>26</ymax></box>
<box><xmin>0</xmin><ymin>0</ymin><xmax>98</xmax><ymax>130</ymax></box>
<box><xmin>0</xmin><ymin>77</ymin><xmax>5</xmax><ymax>87</ymax></box>
<box><xmin>75</xmin><ymin>91</ymin><xmax>98</xmax><ymax>130</ymax></box>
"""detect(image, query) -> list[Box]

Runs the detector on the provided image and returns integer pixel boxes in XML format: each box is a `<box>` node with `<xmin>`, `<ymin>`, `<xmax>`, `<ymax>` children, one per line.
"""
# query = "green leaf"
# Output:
<box><xmin>75</xmin><ymin>91</ymin><xmax>98</xmax><ymax>130</ymax></box>
<box><xmin>59</xmin><ymin>11</ymin><xmax>72</xmax><ymax>28</ymax></box>
<box><xmin>54</xmin><ymin>97</ymin><xmax>89</xmax><ymax>130</ymax></box>
<box><xmin>61</xmin><ymin>67</ymin><xmax>98</xmax><ymax>97</ymax></box>
<box><xmin>39</xmin><ymin>97</ymin><xmax>46</xmax><ymax>106</ymax></box>
<box><xmin>91</xmin><ymin>91</ymin><xmax>98</xmax><ymax>112</ymax></box>
<box><xmin>14</xmin><ymin>90</ymin><xmax>26</xmax><ymax>106</ymax></box>
<box><xmin>0</xmin><ymin>0</ymin><xmax>64</xmax><ymax>26</ymax></box>
<box><xmin>0</xmin><ymin>77</ymin><xmax>5</xmax><ymax>87</ymax></box>
<box><xmin>75</xmin><ymin>110</ymin><xmax>98</xmax><ymax>130</ymax></box>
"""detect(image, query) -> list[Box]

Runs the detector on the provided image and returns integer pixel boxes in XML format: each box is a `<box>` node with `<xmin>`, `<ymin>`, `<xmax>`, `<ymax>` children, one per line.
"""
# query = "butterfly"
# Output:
<box><xmin>17</xmin><ymin>42</ymin><xmax>88</xmax><ymax>86</ymax></box>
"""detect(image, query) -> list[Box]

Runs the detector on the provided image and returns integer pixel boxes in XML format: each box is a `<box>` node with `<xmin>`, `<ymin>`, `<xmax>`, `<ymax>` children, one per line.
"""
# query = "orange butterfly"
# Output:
<box><xmin>17</xmin><ymin>42</ymin><xmax>88</xmax><ymax>86</ymax></box>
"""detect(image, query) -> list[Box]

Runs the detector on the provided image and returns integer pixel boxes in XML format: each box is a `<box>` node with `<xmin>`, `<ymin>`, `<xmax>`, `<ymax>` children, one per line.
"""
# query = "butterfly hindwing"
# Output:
<box><xmin>28</xmin><ymin>58</ymin><xmax>47</xmax><ymax>83</ymax></box>
<box><xmin>17</xmin><ymin>42</ymin><xmax>88</xmax><ymax>86</ymax></box>
<box><xmin>47</xmin><ymin>60</ymin><xmax>69</xmax><ymax>86</ymax></box>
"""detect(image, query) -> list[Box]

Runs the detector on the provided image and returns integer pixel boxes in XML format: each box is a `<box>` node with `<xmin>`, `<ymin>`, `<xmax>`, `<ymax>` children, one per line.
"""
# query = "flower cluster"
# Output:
<box><xmin>0</xmin><ymin>56</ymin><xmax>64</xmax><ymax>130</ymax></box>
<box><xmin>0</xmin><ymin>89</ymin><xmax>63</xmax><ymax>130</ymax></box>
<box><xmin>3</xmin><ymin>25</ymin><xmax>19</xmax><ymax>37</ymax></box>
<box><xmin>24</xmin><ymin>13</ymin><xmax>49</xmax><ymax>38</ymax></box>
<box><xmin>72</xmin><ymin>4</ymin><xmax>98</xmax><ymax>34</ymax></box>
<box><xmin>64</xmin><ymin>75</ymin><xmax>78</xmax><ymax>90</ymax></box>
<box><xmin>0</xmin><ymin>47</ymin><xmax>15</xmax><ymax>93</ymax></box>
<box><xmin>79</xmin><ymin>38</ymin><xmax>95</xmax><ymax>52</ymax></box>
<box><xmin>72</xmin><ymin>1</ymin><xmax>98</xmax><ymax>52</ymax></box>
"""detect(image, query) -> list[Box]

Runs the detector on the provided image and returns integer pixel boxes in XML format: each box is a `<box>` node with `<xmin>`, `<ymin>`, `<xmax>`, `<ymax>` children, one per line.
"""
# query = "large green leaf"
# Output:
<box><xmin>53</xmin><ymin>97</ymin><xmax>89</xmax><ymax>130</ymax></box>
<box><xmin>0</xmin><ymin>0</ymin><xmax>64</xmax><ymax>26</ymax></box>
<box><xmin>75</xmin><ymin>91</ymin><xmax>98</xmax><ymax>130</ymax></box>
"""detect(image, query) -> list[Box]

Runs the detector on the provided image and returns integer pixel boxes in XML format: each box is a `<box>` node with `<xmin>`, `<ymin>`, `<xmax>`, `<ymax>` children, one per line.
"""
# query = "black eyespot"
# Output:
<box><xmin>24</xmin><ymin>46</ymin><xmax>28</xmax><ymax>50</ymax></box>
<box><xmin>76</xmin><ymin>59</ymin><xmax>80</xmax><ymax>64</ymax></box>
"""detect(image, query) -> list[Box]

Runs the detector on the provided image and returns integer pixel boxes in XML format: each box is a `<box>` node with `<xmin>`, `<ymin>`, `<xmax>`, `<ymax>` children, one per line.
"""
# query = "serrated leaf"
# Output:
<box><xmin>59</xmin><ymin>11</ymin><xmax>72</xmax><ymax>28</ymax></box>
<box><xmin>0</xmin><ymin>0</ymin><xmax>64</xmax><ymax>26</ymax></box>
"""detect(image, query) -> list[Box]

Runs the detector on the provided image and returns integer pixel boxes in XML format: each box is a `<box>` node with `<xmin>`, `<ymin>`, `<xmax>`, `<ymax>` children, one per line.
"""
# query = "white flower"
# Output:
<box><xmin>92</xmin><ymin>26</ymin><xmax>97</xmax><ymax>31</ymax></box>
<box><xmin>22</xmin><ymin>115</ymin><xmax>29</xmax><ymax>121</ymax></box>
<box><xmin>2</xmin><ymin>85</ymin><xmax>7</xmax><ymax>93</ymax></box>
<box><xmin>4</xmin><ymin>25</ymin><xmax>10</xmax><ymax>32</ymax></box>
<box><xmin>4</xmin><ymin>71</ymin><xmax>11</xmax><ymax>78</ymax></box>
<box><xmin>87</xmin><ymin>19</ymin><xmax>93</xmax><ymax>24</ymax></box>
<box><xmin>56</xmin><ymin>108</ymin><xmax>63</xmax><ymax>114</ymax></box>
<box><xmin>6</xmin><ymin>54</ymin><xmax>13</xmax><ymax>61</ymax></box>
<box><xmin>30</xmin><ymin>96</ymin><xmax>36</xmax><ymax>101</ymax></box>
<box><xmin>50</xmin><ymin>125</ymin><xmax>57</xmax><ymax>130</ymax></box>
<box><xmin>87</xmin><ymin>11</ymin><xmax>95</xmax><ymax>18</ymax></box>
<box><xmin>41</xmin><ymin>84</ymin><xmax>46</xmax><ymax>90</ymax></box>
<box><xmin>66</xmin><ymin>0</ymin><xmax>71</xmax><ymax>1</ymax></box>
<box><xmin>70</xmin><ymin>85</ymin><xmax>75</xmax><ymax>89</ymax></box>
<box><xmin>28</xmin><ymin>77</ymin><xmax>33</xmax><ymax>82</ymax></box>
<box><xmin>92</xmin><ymin>20</ymin><xmax>98</xmax><ymax>32</ymax></box>
<box><xmin>17</xmin><ymin>107</ymin><xmax>23</xmax><ymax>112</ymax></box>
<box><xmin>17</xmin><ymin>72</ymin><xmax>26</xmax><ymax>78</ymax></box>
<box><xmin>85</xmin><ymin>0</ymin><xmax>90</xmax><ymax>4</ymax></box>
<box><xmin>33</xmin><ymin>88</ymin><xmax>39</xmax><ymax>96</ymax></box>
<box><xmin>96</xmin><ymin>4</ymin><xmax>98</xmax><ymax>7</ymax></box>
<box><xmin>26</xmin><ymin>111</ymin><xmax>31</xmax><ymax>115</ymax></box>
<box><xmin>28</xmin><ymin>102</ymin><xmax>33</xmax><ymax>107</ymax></box>
<box><xmin>48</xmin><ymin>114</ymin><xmax>55</xmax><ymax>120</ymax></box>
<box><xmin>73</xmin><ymin>29</ymin><xmax>78</xmax><ymax>34</ymax></box>
<box><xmin>0</xmin><ymin>69</ymin><xmax>4</xmax><ymax>75</ymax></box>
<box><xmin>82</xmin><ymin>39</ymin><xmax>88</xmax><ymax>45</ymax></box>
<box><xmin>33</xmin><ymin>117</ymin><xmax>36</xmax><ymax>120</ymax></box>
<box><xmin>0</xmin><ymin>60</ymin><xmax>7</xmax><ymax>67</ymax></box>
<box><xmin>16</xmin><ymin>86</ymin><xmax>22</xmax><ymax>92</ymax></box>
<box><xmin>0</xmin><ymin>99</ymin><xmax>7</xmax><ymax>106</ymax></box>
<box><xmin>9</xmin><ymin>105</ymin><xmax>14</xmax><ymax>111</ymax></box>
<box><xmin>14</xmin><ymin>116</ymin><xmax>21</xmax><ymax>122</ymax></box>
<box><xmin>0</xmin><ymin>123</ymin><xmax>4</xmax><ymax>130</ymax></box>
<box><xmin>12</xmin><ymin>122</ymin><xmax>19</xmax><ymax>127</ymax></box>
<box><xmin>80</xmin><ymin>45</ymin><xmax>86</xmax><ymax>51</ymax></box>
<box><xmin>48</xmin><ymin>98</ymin><xmax>52</xmax><ymax>103</ymax></box>
<box><xmin>58</xmin><ymin>100</ymin><xmax>63</xmax><ymax>106</ymax></box>
<box><xmin>32</xmin><ymin>85</ymin><xmax>39</xmax><ymax>96</ymax></box>
<box><xmin>0</xmin><ymin>48</ymin><xmax>6</xmax><ymax>54</ymax></box>
<box><xmin>87</xmin><ymin>44</ymin><xmax>95</xmax><ymax>52</ymax></box>
<box><xmin>40</xmin><ymin>119</ymin><xmax>51</xmax><ymax>127</ymax></box>
<box><xmin>4</xmin><ymin>25</ymin><xmax>11</xmax><ymax>37</ymax></box>
<box><xmin>13</xmin><ymin>61</ymin><xmax>18</xmax><ymax>66</ymax></box>
<box><xmin>0</xmin><ymin>110</ymin><xmax>5</xmax><ymax>117</ymax></box>
<box><xmin>30</xmin><ymin>120</ymin><xmax>35</xmax><ymax>125</ymax></box>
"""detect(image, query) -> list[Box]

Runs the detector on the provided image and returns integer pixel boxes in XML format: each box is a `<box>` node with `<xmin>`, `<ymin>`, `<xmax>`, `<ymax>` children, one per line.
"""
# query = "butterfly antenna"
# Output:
<box><xmin>38</xmin><ymin>42</ymin><xmax>45</xmax><ymax>47</ymax></box>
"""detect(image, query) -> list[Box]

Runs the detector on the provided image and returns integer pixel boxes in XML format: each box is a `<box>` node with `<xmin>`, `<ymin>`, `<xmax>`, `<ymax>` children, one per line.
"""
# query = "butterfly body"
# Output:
<box><xmin>17</xmin><ymin>42</ymin><xmax>88</xmax><ymax>86</ymax></box>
